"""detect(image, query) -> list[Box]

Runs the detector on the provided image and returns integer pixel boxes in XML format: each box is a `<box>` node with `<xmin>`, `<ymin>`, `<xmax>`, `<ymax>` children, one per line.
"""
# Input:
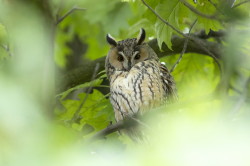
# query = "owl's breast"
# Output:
<box><xmin>109</xmin><ymin>60</ymin><xmax>165</xmax><ymax>120</ymax></box>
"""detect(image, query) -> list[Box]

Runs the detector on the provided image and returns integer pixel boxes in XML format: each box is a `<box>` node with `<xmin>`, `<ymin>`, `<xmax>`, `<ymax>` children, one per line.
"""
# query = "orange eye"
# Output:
<box><xmin>134</xmin><ymin>53</ymin><xmax>140</xmax><ymax>60</ymax></box>
<box><xmin>117</xmin><ymin>55</ymin><xmax>124</xmax><ymax>62</ymax></box>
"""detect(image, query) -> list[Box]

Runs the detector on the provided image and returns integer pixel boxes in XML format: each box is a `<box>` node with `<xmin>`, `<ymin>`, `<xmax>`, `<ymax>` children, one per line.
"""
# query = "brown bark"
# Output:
<box><xmin>58</xmin><ymin>34</ymin><xmax>222</xmax><ymax>93</ymax></box>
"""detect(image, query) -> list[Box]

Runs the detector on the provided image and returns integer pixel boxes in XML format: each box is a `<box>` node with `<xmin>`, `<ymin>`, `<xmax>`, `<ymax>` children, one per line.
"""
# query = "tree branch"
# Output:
<box><xmin>141</xmin><ymin>0</ymin><xmax>187</xmax><ymax>38</ymax></box>
<box><xmin>90</xmin><ymin>92</ymin><xmax>217</xmax><ymax>141</ymax></box>
<box><xmin>141</xmin><ymin>0</ymin><xmax>222</xmax><ymax>74</ymax></box>
<box><xmin>197</xmin><ymin>29</ymin><xmax>226</xmax><ymax>40</ymax></box>
<box><xmin>56</xmin><ymin>6</ymin><xmax>86</xmax><ymax>25</ymax></box>
<box><xmin>233</xmin><ymin>0</ymin><xmax>250</xmax><ymax>8</ymax></box>
<box><xmin>170</xmin><ymin>19</ymin><xmax>197</xmax><ymax>73</ymax></box>
<box><xmin>90</xmin><ymin>120</ymin><xmax>125</xmax><ymax>141</ymax></box>
<box><xmin>90</xmin><ymin>115</ymin><xmax>141</xmax><ymax>141</ymax></box>
<box><xmin>180</xmin><ymin>0</ymin><xmax>218</xmax><ymax>20</ymax></box>
<box><xmin>57</xmin><ymin>34</ymin><xmax>222</xmax><ymax>93</ymax></box>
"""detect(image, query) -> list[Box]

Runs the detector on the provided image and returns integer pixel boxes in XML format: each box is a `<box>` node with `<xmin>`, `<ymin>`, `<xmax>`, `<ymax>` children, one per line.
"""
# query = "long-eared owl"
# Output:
<box><xmin>105</xmin><ymin>28</ymin><xmax>178</xmax><ymax>139</ymax></box>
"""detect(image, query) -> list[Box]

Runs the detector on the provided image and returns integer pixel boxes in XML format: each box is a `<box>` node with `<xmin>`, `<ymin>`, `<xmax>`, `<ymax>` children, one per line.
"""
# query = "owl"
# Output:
<box><xmin>105</xmin><ymin>28</ymin><xmax>178</xmax><ymax>140</ymax></box>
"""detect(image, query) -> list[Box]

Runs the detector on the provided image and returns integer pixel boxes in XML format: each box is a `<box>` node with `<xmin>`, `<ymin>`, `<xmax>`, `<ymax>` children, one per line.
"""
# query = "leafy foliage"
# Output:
<box><xmin>1</xmin><ymin>0</ymin><xmax>250</xmax><ymax>165</ymax></box>
<box><xmin>155</xmin><ymin>0</ymin><xmax>181</xmax><ymax>49</ymax></box>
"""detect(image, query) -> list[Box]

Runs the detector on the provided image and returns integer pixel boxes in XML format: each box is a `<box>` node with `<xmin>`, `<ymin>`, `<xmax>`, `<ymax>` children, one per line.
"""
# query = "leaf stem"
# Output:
<box><xmin>170</xmin><ymin>19</ymin><xmax>197</xmax><ymax>73</ymax></box>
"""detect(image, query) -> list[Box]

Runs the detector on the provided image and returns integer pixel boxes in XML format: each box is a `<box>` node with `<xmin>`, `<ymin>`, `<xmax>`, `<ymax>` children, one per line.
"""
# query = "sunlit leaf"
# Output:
<box><xmin>155</xmin><ymin>0</ymin><xmax>181</xmax><ymax>50</ymax></box>
<box><xmin>57</xmin><ymin>78</ymin><xmax>103</xmax><ymax>100</ymax></box>
<box><xmin>58</xmin><ymin>89</ymin><xmax>114</xmax><ymax>133</ymax></box>
<box><xmin>196</xmin><ymin>0</ymin><xmax>222</xmax><ymax>32</ymax></box>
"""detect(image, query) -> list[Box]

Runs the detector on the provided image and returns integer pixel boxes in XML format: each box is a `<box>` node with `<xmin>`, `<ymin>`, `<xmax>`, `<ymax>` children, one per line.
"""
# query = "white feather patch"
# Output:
<box><xmin>107</xmin><ymin>34</ymin><xmax>116</xmax><ymax>41</ymax></box>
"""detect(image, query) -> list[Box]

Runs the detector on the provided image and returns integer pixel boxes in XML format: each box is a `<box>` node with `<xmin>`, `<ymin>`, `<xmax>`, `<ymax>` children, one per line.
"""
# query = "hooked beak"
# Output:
<box><xmin>127</xmin><ymin>60</ymin><xmax>132</xmax><ymax>71</ymax></box>
<box><xmin>124</xmin><ymin>60</ymin><xmax>132</xmax><ymax>71</ymax></box>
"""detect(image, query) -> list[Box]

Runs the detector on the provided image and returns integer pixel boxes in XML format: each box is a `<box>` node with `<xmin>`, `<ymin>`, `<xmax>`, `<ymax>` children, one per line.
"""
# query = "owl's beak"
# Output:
<box><xmin>124</xmin><ymin>60</ymin><xmax>132</xmax><ymax>71</ymax></box>
<box><xmin>127</xmin><ymin>60</ymin><xmax>132</xmax><ymax>70</ymax></box>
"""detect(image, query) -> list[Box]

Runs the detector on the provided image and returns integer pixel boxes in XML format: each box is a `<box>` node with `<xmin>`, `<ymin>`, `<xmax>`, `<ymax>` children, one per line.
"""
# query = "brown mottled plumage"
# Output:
<box><xmin>105</xmin><ymin>28</ymin><xmax>177</xmax><ymax>141</ymax></box>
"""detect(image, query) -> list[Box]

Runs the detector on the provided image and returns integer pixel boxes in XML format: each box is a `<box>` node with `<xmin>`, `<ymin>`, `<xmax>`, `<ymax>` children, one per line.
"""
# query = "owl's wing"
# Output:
<box><xmin>160</xmin><ymin>63</ymin><xmax>178</xmax><ymax>102</ymax></box>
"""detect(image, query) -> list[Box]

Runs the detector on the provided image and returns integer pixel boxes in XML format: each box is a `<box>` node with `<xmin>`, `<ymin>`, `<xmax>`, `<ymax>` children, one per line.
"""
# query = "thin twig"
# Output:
<box><xmin>181</xmin><ymin>0</ymin><xmax>218</xmax><ymax>19</ymax></box>
<box><xmin>71</xmin><ymin>63</ymin><xmax>100</xmax><ymax>123</ymax></box>
<box><xmin>233</xmin><ymin>0</ymin><xmax>250</xmax><ymax>8</ymax></box>
<box><xmin>90</xmin><ymin>115</ymin><xmax>150</xmax><ymax>141</ymax></box>
<box><xmin>55</xmin><ymin>0</ymin><xmax>65</xmax><ymax>24</ymax></box>
<box><xmin>141</xmin><ymin>0</ymin><xmax>187</xmax><ymax>38</ymax></box>
<box><xmin>141</xmin><ymin>0</ymin><xmax>222</xmax><ymax>73</ymax></box>
<box><xmin>89</xmin><ymin>93</ymin><xmax>225</xmax><ymax>142</ymax></box>
<box><xmin>90</xmin><ymin>117</ymin><xmax>141</xmax><ymax>141</ymax></box>
<box><xmin>56</xmin><ymin>6</ymin><xmax>86</xmax><ymax>25</ymax></box>
<box><xmin>90</xmin><ymin>92</ymin><xmax>218</xmax><ymax>141</ymax></box>
<box><xmin>90</xmin><ymin>120</ymin><xmax>125</xmax><ymax>141</ymax></box>
<box><xmin>170</xmin><ymin>19</ymin><xmax>197</xmax><ymax>73</ymax></box>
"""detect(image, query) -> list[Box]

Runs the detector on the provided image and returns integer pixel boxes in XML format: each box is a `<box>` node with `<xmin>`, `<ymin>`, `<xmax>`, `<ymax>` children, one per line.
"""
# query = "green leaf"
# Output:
<box><xmin>56</xmin><ymin>78</ymin><xmax>103</xmax><ymax>100</ymax></box>
<box><xmin>196</xmin><ymin>0</ymin><xmax>222</xmax><ymax>32</ymax></box>
<box><xmin>81</xmin><ymin>0</ymin><xmax>118</xmax><ymax>24</ymax></box>
<box><xmin>54</xmin><ymin>35</ymin><xmax>72</xmax><ymax>68</ymax></box>
<box><xmin>85</xmin><ymin>36</ymin><xmax>109</xmax><ymax>60</ymax></box>
<box><xmin>58</xmin><ymin>89</ymin><xmax>114</xmax><ymax>133</ymax></box>
<box><xmin>161</xmin><ymin>53</ymin><xmax>220</xmax><ymax>100</ymax></box>
<box><xmin>155</xmin><ymin>0</ymin><xmax>181</xmax><ymax>50</ymax></box>
<box><xmin>127</xmin><ymin>19</ymin><xmax>155</xmax><ymax>38</ymax></box>
<box><xmin>101</xmin><ymin>2</ymin><xmax>132</xmax><ymax>36</ymax></box>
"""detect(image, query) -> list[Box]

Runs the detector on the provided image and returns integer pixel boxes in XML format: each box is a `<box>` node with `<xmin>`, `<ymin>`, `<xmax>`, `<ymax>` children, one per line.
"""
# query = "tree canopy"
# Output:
<box><xmin>1</xmin><ymin>0</ymin><xmax>250</xmax><ymax>165</ymax></box>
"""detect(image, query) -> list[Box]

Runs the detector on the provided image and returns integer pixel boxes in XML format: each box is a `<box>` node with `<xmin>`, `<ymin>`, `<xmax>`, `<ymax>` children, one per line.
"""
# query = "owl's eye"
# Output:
<box><xmin>117</xmin><ymin>55</ymin><xmax>124</xmax><ymax>62</ymax></box>
<box><xmin>134</xmin><ymin>53</ymin><xmax>140</xmax><ymax>60</ymax></box>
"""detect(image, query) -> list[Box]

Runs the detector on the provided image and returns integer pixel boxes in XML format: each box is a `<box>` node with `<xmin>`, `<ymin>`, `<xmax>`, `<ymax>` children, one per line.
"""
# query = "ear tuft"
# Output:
<box><xmin>136</xmin><ymin>28</ymin><xmax>146</xmax><ymax>45</ymax></box>
<box><xmin>106</xmin><ymin>34</ymin><xmax>117</xmax><ymax>47</ymax></box>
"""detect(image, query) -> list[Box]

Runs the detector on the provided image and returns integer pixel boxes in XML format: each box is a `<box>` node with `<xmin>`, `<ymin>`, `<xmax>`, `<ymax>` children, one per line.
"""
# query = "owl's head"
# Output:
<box><xmin>105</xmin><ymin>28</ymin><xmax>158</xmax><ymax>74</ymax></box>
